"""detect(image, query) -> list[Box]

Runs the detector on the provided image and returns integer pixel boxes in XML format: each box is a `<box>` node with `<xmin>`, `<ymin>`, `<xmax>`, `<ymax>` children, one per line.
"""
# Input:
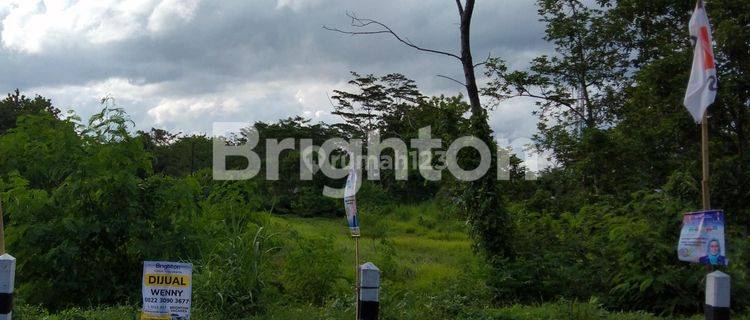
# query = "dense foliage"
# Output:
<box><xmin>0</xmin><ymin>0</ymin><xmax>749</xmax><ymax>318</ymax></box>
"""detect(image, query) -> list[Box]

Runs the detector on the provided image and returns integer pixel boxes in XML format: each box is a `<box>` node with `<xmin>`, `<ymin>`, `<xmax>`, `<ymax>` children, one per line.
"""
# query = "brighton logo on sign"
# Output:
<box><xmin>141</xmin><ymin>261</ymin><xmax>193</xmax><ymax>320</ymax></box>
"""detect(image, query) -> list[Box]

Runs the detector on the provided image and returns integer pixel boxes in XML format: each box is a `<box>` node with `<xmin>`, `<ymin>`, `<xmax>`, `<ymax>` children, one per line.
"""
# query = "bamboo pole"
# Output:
<box><xmin>702</xmin><ymin>113</ymin><xmax>711</xmax><ymax>211</ymax></box>
<box><xmin>354</xmin><ymin>235</ymin><xmax>361</xmax><ymax>320</ymax></box>
<box><xmin>702</xmin><ymin>114</ymin><xmax>713</xmax><ymax>274</ymax></box>
<box><xmin>0</xmin><ymin>200</ymin><xmax>5</xmax><ymax>255</ymax></box>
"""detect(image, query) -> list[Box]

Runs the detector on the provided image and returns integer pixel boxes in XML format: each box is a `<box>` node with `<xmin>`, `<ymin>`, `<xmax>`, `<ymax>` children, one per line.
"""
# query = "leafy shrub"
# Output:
<box><xmin>2</xmin><ymin>110</ymin><xmax>158</xmax><ymax>309</ymax></box>
<box><xmin>290</xmin><ymin>185</ymin><xmax>341</xmax><ymax>217</ymax></box>
<box><xmin>1</xmin><ymin>111</ymin><xmax>206</xmax><ymax>309</ymax></box>
<box><xmin>490</xmin><ymin>178</ymin><xmax>748</xmax><ymax>314</ymax></box>
<box><xmin>356</xmin><ymin>181</ymin><xmax>393</xmax><ymax>209</ymax></box>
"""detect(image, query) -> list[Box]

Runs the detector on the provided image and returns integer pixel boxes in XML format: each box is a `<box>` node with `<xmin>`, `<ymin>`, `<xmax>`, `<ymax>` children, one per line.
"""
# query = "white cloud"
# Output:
<box><xmin>147</xmin><ymin>0</ymin><xmax>200</xmax><ymax>34</ymax></box>
<box><xmin>144</xmin><ymin>80</ymin><xmax>343</xmax><ymax>129</ymax></box>
<box><xmin>41</xmin><ymin>77</ymin><xmax>161</xmax><ymax>101</ymax></box>
<box><xmin>275</xmin><ymin>0</ymin><xmax>321</xmax><ymax>12</ymax></box>
<box><xmin>0</xmin><ymin>0</ymin><xmax>201</xmax><ymax>53</ymax></box>
<box><xmin>28</xmin><ymin>75</ymin><xmax>344</xmax><ymax>134</ymax></box>
<box><xmin>147</xmin><ymin>96</ymin><xmax>240</xmax><ymax>125</ymax></box>
<box><xmin>492</xmin><ymin>103</ymin><xmax>538</xmax><ymax>141</ymax></box>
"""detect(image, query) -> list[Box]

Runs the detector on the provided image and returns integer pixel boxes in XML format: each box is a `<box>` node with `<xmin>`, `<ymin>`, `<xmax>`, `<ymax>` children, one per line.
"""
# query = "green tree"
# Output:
<box><xmin>0</xmin><ymin>89</ymin><xmax>61</xmax><ymax>135</ymax></box>
<box><xmin>483</xmin><ymin>0</ymin><xmax>630</xmax><ymax>197</ymax></box>
<box><xmin>331</xmin><ymin>72</ymin><xmax>422</xmax><ymax>137</ymax></box>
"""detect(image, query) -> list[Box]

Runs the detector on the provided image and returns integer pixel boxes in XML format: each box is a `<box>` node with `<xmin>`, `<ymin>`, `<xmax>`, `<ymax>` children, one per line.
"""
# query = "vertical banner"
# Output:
<box><xmin>344</xmin><ymin>164</ymin><xmax>360</xmax><ymax>236</ymax></box>
<box><xmin>677</xmin><ymin>210</ymin><xmax>727</xmax><ymax>266</ymax></box>
<box><xmin>141</xmin><ymin>261</ymin><xmax>193</xmax><ymax>320</ymax></box>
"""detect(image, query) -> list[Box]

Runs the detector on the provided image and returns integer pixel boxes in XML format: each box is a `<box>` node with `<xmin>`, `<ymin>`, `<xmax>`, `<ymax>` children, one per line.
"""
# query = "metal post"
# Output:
<box><xmin>705</xmin><ymin>270</ymin><xmax>730</xmax><ymax>320</ymax></box>
<box><xmin>358</xmin><ymin>262</ymin><xmax>380</xmax><ymax>320</ymax></box>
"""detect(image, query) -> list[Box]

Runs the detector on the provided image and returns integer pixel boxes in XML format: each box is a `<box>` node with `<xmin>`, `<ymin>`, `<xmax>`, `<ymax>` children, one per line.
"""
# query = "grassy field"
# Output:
<box><xmin>13</xmin><ymin>202</ymin><xmax>745</xmax><ymax>319</ymax></box>
<box><xmin>275</xmin><ymin>201</ymin><xmax>479</xmax><ymax>293</ymax></box>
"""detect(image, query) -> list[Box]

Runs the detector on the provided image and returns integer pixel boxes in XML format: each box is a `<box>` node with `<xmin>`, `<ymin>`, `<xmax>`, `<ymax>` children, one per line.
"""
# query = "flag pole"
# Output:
<box><xmin>0</xmin><ymin>200</ymin><xmax>5</xmax><ymax>254</ymax></box>
<box><xmin>702</xmin><ymin>114</ymin><xmax>713</xmax><ymax>274</ymax></box>
<box><xmin>702</xmin><ymin>113</ymin><xmax>710</xmax><ymax>211</ymax></box>
<box><xmin>354</xmin><ymin>234</ymin><xmax>361</xmax><ymax>320</ymax></box>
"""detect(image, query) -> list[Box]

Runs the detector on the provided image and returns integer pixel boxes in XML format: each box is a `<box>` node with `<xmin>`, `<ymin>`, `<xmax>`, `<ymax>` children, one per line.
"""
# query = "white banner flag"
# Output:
<box><xmin>683</xmin><ymin>0</ymin><xmax>717</xmax><ymax>123</ymax></box>
<box><xmin>344</xmin><ymin>162</ymin><xmax>360</xmax><ymax>236</ymax></box>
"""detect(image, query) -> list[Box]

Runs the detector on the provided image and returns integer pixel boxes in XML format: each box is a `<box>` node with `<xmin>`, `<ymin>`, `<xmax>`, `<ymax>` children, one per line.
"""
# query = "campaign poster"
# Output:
<box><xmin>344</xmin><ymin>166</ymin><xmax>360</xmax><ymax>236</ymax></box>
<box><xmin>677</xmin><ymin>210</ymin><xmax>727</xmax><ymax>266</ymax></box>
<box><xmin>141</xmin><ymin>261</ymin><xmax>192</xmax><ymax>320</ymax></box>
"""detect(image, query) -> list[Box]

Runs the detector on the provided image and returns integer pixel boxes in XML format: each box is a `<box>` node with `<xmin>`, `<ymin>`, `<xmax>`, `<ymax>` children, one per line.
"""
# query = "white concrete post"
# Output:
<box><xmin>358</xmin><ymin>262</ymin><xmax>380</xmax><ymax>320</ymax></box>
<box><xmin>705</xmin><ymin>270</ymin><xmax>730</xmax><ymax>320</ymax></box>
<box><xmin>0</xmin><ymin>254</ymin><xmax>15</xmax><ymax>320</ymax></box>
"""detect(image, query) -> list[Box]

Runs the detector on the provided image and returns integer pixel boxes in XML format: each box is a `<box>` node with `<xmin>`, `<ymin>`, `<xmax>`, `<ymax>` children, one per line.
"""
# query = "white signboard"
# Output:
<box><xmin>141</xmin><ymin>261</ymin><xmax>192</xmax><ymax>320</ymax></box>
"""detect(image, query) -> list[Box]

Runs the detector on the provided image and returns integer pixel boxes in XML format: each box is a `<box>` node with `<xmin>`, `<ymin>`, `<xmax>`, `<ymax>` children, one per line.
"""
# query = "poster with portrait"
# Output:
<box><xmin>677</xmin><ymin>210</ymin><xmax>727</xmax><ymax>266</ymax></box>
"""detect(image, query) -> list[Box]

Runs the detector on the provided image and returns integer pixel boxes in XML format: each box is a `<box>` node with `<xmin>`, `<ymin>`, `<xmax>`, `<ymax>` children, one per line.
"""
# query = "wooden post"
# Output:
<box><xmin>0</xmin><ymin>201</ymin><xmax>5</xmax><ymax>255</ymax></box>
<box><xmin>702</xmin><ymin>113</ymin><xmax>711</xmax><ymax>211</ymax></box>
<box><xmin>0</xmin><ymin>200</ymin><xmax>13</xmax><ymax>320</ymax></box>
<box><xmin>354</xmin><ymin>235</ymin><xmax>360</xmax><ymax>320</ymax></box>
<box><xmin>0</xmin><ymin>254</ymin><xmax>14</xmax><ymax>320</ymax></box>
<box><xmin>701</xmin><ymin>114</ymin><xmax>729</xmax><ymax>319</ymax></box>
<box><xmin>702</xmin><ymin>115</ymin><xmax>715</xmax><ymax>277</ymax></box>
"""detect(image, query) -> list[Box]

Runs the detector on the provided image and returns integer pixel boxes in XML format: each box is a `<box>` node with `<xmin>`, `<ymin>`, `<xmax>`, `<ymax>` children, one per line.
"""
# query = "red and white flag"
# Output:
<box><xmin>684</xmin><ymin>0</ymin><xmax>718</xmax><ymax>123</ymax></box>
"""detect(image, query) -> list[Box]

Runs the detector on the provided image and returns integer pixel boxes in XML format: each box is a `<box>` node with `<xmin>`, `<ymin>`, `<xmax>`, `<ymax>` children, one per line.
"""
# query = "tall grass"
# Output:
<box><xmin>14</xmin><ymin>202</ymin><xmax>749</xmax><ymax>319</ymax></box>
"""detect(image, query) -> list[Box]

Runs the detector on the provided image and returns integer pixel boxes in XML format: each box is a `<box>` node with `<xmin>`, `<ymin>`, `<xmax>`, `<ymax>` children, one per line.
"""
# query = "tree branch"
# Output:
<box><xmin>463</xmin><ymin>0</ymin><xmax>476</xmax><ymax>23</ymax></box>
<box><xmin>515</xmin><ymin>92</ymin><xmax>587</xmax><ymax>121</ymax></box>
<box><xmin>455</xmin><ymin>0</ymin><xmax>464</xmax><ymax>16</ymax></box>
<box><xmin>323</xmin><ymin>12</ymin><xmax>461</xmax><ymax>61</ymax></box>
<box><xmin>437</xmin><ymin>74</ymin><xmax>467</xmax><ymax>87</ymax></box>
<box><xmin>473</xmin><ymin>52</ymin><xmax>491</xmax><ymax>68</ymax></box>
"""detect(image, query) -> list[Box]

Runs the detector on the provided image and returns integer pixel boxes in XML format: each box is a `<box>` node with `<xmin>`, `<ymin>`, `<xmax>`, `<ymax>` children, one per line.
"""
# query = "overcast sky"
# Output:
<box><xmin>0</xmin><ymin>0</ymin><xmax>550</xmax><ymax>151</ymax></box>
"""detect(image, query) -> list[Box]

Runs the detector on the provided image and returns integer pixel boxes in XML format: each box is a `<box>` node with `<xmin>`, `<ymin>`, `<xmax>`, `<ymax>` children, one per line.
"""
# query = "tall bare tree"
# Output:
<box><xmin>324</xmin><ymin>1</ymin><xmax>485</xmax><ymax>119</ymax></box>
<box><xmin>325</xmin><ymin>0</ymin><xmax>514</xmax><ymax>260</ymax></box>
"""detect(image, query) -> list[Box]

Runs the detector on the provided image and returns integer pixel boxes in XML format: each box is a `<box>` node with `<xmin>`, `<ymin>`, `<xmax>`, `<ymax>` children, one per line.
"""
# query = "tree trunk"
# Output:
<box><xmin>459</xmin><ymin>0</ymin><xmax>483</xmax><ymax>119</ymax></box>
<box><xmin>457</xmin><ymin>0</ymin><xmax>514</xmax><ymax>260</ymax></box>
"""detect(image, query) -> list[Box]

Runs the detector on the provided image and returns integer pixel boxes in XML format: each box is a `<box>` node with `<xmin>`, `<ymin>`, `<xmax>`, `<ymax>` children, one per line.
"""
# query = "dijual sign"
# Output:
<box><xmin>141</xmin><ymin>261</ymin><xmax>193</xmax><ymax>320</ymax></box>
<box><xmin>677</xmin><ymin>210</ymin><xmax>728</xmax><ymax>266</ymax></box>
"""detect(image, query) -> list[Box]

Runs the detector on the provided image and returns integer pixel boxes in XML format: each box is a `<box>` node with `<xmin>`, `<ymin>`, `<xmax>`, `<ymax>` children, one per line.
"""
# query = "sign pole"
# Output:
<box><xmin>701</xmin><ymin>115</ymin><xmax>731</xmax><ymax>320</ymax></box>
<box><xmin>702</xmin><ymin>115</ymin><xmax>713</xmax><ymax>279</ymax></box>
<box><xmin>0</xmin><ymin>200</ymin><xmax>15</xmax><ymax>320</ymax></box>
<box><xmin>0</xmin><ymin>200</ymin><xmax>5</xmax><ymax>254</ymax></box>
<box><xmin>702</xmin><ymin>114</ymin><xmax>712</xmax><ymax>276</ymax></box>
<box><xmin>352</xmin><ymin>234</ymin><xmax>359</xmax><ymax>320</ymax></box>
<box><xmin>702</xmin><ymin>113</ymin><xmax>711</xmax><ymax>211</ymax></box>
<box><xmin>354</xmin><ymin>235</ymin><xmax>361</xmax><ymax>320</ymax></box>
